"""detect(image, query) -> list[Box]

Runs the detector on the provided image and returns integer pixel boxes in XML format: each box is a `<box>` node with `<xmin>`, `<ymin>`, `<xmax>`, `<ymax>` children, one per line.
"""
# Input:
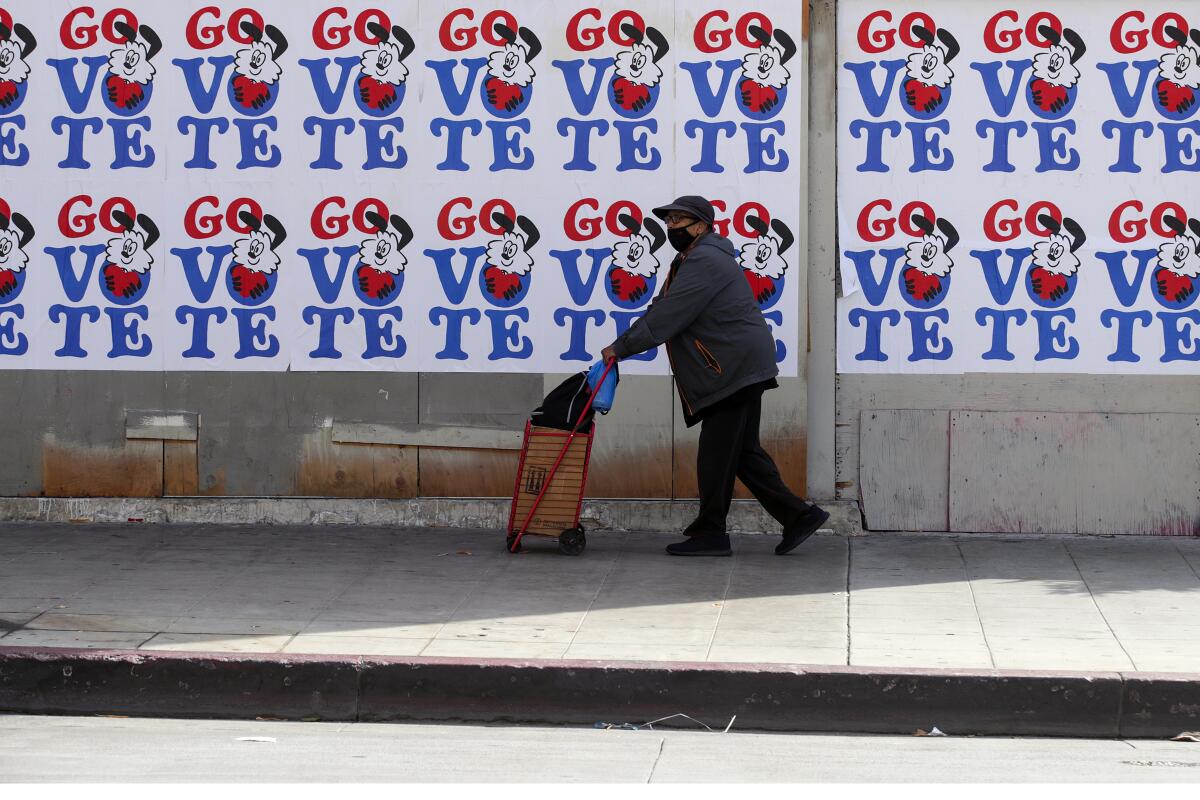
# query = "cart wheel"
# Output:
<box><xmin>558</xmin><ymin>527</ymin><xmax>586</xmax><ymax>556</ymax></box>
<box><xmin>506</xmin><ymin>535</ymin><xmax>522</xmax><ymax>554</ymax></box>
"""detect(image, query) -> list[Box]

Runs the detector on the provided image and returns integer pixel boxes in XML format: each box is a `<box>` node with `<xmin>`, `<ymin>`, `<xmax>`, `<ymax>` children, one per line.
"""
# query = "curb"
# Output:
<box><xmin>3</xmin><ymin>647</ymin><xmax>1197</xmax><ymax>738</ymax></box>
<box><xmin>0</xmin><ymin>498</ymin><xmax>864</xmax><ymax>536</ymax></box>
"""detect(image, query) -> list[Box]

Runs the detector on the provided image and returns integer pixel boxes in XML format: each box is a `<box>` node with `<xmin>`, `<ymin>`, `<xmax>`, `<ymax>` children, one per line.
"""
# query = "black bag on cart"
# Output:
<box><xmin>531</xmin><ymin>372</ymin><xmax>594</xmax><ymax>433</ymax></box>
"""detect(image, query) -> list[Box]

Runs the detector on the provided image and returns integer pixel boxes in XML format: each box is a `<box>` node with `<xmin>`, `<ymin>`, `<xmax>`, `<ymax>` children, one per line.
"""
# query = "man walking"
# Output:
<box><xmin>601</xmin><ymin>196</ymin><xmax>828</xmax><ymax>556</ymax></box>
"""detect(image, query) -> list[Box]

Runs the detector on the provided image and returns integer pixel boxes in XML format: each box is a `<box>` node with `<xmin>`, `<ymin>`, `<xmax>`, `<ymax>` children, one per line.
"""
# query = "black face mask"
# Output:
<box><xmin>668</xmin><ymin>226</ymin><xmax>699</xmax><ymax>252</ymax></box>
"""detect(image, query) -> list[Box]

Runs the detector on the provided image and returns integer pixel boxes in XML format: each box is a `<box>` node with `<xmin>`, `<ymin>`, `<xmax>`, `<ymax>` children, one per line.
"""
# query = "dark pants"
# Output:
<box><xmin>684</xmin><ymin>392</ymin><xmax>811</xmax><ymax>537</ymax></box>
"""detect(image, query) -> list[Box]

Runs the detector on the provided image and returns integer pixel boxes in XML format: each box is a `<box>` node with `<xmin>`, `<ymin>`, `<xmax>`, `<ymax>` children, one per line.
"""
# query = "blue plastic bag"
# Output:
<box><xmin>586</xmin><ymin>359</ymin><xmax>619</xmax><ymax>414</ymax></box>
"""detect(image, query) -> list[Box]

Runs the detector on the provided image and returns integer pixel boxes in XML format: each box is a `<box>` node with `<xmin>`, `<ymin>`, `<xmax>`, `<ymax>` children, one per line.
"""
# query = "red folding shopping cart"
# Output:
<box><xmin>506</xmin><ymin>359</ymin><xmax>616</xmax><ymax>556</ymax></box>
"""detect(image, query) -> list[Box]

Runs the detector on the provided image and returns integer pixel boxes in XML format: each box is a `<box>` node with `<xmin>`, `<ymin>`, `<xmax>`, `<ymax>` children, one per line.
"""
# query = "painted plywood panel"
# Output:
<box><xmin>859</xmin><ymin>410</ymin><xmax>949</xmax><ymax>532</ymax></box>
<box><xmin>418</xmin><ymin>372</ymin><xmax>539</xmax><ymax>498</ymax></box>
<box><xmin>296</xmin><ymin>431</ymin><xmax>377</xmax><ymax>498</ymax></box>
<box><xmin>369</xmin><ymin>445</ymin><xmax>418</xmax><ymax>499</ymax></box>
<box><xmin>834</xmin><ymin>376</ymin><xmax>861</xmax><ymax>502</ymax></box>
<box><xmin>296</xmin><ymin>428</ymin><xmax>418</xmax><ymax>499</ymax></box>
<box><xmin>418</xmin><ymin>448</ymin><xmax>520</xmax><ymax>498</ymax></box>
<box><xmin>671</xmin><ymin>382</ymin><xmax>701</xmax><ymax>499</ymax></box>
<box><xmin>673</xmin><ymin>379</ymin><xmax>808</xmax><ymax>501</ymax></box>
<box><xmin>333</xmin><ymin>422</ymin><xmax>522</xmax><ymax>450</ymax></box>
<box><xmin>760</xmin><ymin>377</ymin><xmax>808</xmax><ymax>500</ymax></box>
<box><xmin>41</xmin><ymin>439</ymin><xmax>164</xmax><ymax>498</ymax></box>
<box><xmin>421</xmin><ymin>373</ymin><xmax>543</xmax><ymax>430</ymax></box>
<box><xmin>950</xmin><ymin>412</ymin><xmax>1200</xmax><ymax>535</ymax></box>
<box><xmin>838</xmin><ymin>374</ymin><xmax>1200</xmax><ymax>415</ymax></box>
<box><xmin>163</xmin><ymin>441</ymin><xmax>199</xmax><ymax>496</ymax></box>
<box><xmin>578</xmin><ymin>375</ymin><xmax>673</xmax><ymax>499</ymax></box>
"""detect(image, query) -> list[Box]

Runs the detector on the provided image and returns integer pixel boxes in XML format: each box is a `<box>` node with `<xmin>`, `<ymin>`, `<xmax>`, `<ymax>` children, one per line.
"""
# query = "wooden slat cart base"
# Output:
<box><xmin>506</xmin><ymin>423</ymin><xmax>594</xmax><ymax>555</ymax></box>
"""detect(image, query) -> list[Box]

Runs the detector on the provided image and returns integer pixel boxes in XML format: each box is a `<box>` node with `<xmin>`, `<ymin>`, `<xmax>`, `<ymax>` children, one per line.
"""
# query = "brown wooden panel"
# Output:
<box><xmin>758</xmin><ymin>379</ymin><xmax>808</xmax><ymax>500</ymax></box>
<box><xmin>295</xmin><ymin>430</ymin><xmax>379</xmax><ymax>497</ymax></box>
<box><xmin>163</xmin><ymin>441</ymin><xmax>199</xmax><ymax>496</ymax></box>
<box><xmin>584</xmin><ymin>376</ymin><xmax>673</xmax><ymax>498</ymax></box>
<box><xmin>671</xmin><ymin>385</ymin><xmax>701</xmax><ymax>499</ymax></box>
<box><xmin>419</xmin><ymin>448</ymin><xmax>521</xmax><ymax>497</ymax></box>
<box><xmin>672</xmin><ymin>381</ymin><xmax>808</xmax><ymax>502</ymax></box>
<box><xmin>759</xmin><ymin>431</ymin><xmax>808</xmax><ymax>499</ymax></box>
<box><xmin>42</xmin><ymin>439</ymin><xmax>163</xmax><ymax>498</ymax></box>
<box><xmin>370</xmin><ymin>445</ymin><xmax>418</xmax><ymax>498</ymax></box>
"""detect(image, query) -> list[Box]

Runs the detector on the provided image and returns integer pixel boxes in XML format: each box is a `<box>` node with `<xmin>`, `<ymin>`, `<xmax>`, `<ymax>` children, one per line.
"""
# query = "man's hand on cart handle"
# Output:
<box><xmin>601</xmin><ymin>345</ymin><xmax>619</xmax><ymax>364</ymax></box>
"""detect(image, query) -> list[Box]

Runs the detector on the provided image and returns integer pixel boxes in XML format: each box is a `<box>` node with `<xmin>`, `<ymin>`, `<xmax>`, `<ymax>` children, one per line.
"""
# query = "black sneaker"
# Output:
<box><xmin>666</xmin><ymin>533</ymin><xmax>732</xmax><ymax>557</ymax></box>
<box><xmin>776</xmin><ymin>506</ymin><xmax>830</xmax><ymax>555</ymax></box>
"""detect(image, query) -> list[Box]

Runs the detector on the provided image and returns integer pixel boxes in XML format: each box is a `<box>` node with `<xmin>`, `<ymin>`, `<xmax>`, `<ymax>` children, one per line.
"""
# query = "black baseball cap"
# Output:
<box><xmin>652</xmin><ymin>195</ymin><xmax>715</xmax><ymax>225</ymax></box>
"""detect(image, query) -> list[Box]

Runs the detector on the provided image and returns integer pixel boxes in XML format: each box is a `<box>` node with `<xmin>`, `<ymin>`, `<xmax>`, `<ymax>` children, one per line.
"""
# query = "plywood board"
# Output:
<box><xmin>370</xmin><ymin>444</ymin><xmax>418</xmax><ymax>499</ymax></box>
<box><xmin>859</xmin><ymin>410</ymin><xmax>949</xmax><ymax>532</ymax></box>
<box><xmin>42</xmin><ymin>439</ymin><xmax>164</xmax><ymax>498</ymax></box>
<box><xmin>163</xmin><ymin>441</ymin><xmax>199</xmax><ymax>496</ymax></box>
<box><xmin>950</xmin><ymin>411</ymin><xmax>1200</xmax><ymax>535</ymax></box>
<box><xmin>759</xmin><ymin>377</ymin><xmax>808</xmax><ymax>499</ymax></box>
<box><xmin>418</xmin><ymin>448</ymin><xmax>521</xmax><ymax>498</ymax></box>
<box><xmin>126</xmin><ymin>411</ymin><xmax>199</xmax><ymax>442</ymax></box>
<box><xmin>295</xmin><ymin>429</ymin><xmax>419</xmax><ymax>498</ymax></box>
<box><xmin>333</xmin><ymin>422</ymin><xmax>522</xmax><ymax>450</ymax></box>
<box><xmin>671</xmin><ymin>395</ymin><xmax>701</xmax><ymax>499</ymax></box>
<box><xmin>839</xmin><ymin>374</ymin><xmax>1200</xmax><ymax>415</ymax></box>
<box><xmin>672</xmin><ymin>380</ymin><xmax>809</xmax><ymax>503</ymax></box>
<box><xmin>539</xmin><ymin>374</ymin><xmax>674</xmax><ymax>499</ymax></box>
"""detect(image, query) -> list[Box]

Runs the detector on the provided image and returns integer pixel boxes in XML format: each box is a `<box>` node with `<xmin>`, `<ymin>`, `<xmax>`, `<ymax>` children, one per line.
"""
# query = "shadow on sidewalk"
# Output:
<box><xmin>0</xmin><ymin>523</ymin><xmax>1198</xmax><ymax>668</ymax></box>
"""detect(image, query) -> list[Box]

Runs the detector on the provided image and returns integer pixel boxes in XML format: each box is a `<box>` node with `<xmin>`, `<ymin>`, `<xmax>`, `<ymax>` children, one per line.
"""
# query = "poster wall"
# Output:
<box><xmin>837</xmin><ymin>1</ymin><xmax>1200</xmax><ymax>373</ymax></box>
<box><xmin>0</xmin><ymin>1</ymin><xmax>803</xmax><ymax>372</ymax></box>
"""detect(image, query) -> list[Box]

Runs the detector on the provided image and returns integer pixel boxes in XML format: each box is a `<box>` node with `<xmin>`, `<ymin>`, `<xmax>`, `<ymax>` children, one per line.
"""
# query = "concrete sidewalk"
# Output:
<box><xmin>2</xmin><ymin>523</ymin><xmax>1199</xmax><ymax>737</ymax></box>
<box><xmin>2</xmin><ymin>524</ymin><xmax>1198</xmax><ymax>671</ymax></box>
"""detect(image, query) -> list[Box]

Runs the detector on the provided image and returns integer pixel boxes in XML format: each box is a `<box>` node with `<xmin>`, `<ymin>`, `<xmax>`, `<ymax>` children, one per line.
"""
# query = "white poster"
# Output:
<box><xmin>837</xmin><ymin>1</ymin><xmax>1200</xmax><ymax>373</ymax></box>
<box><xmin>0</xmin><ymin>0</ymin><xmax>803</xmax><ymax>373</ymax></box>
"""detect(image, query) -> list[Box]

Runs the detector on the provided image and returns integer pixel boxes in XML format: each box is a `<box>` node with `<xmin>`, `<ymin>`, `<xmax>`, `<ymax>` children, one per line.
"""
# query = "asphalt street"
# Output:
<box><xmin>3</xmin><ymin>714</ymin><xmax>1200</xmax><ymax>782</ymax></box>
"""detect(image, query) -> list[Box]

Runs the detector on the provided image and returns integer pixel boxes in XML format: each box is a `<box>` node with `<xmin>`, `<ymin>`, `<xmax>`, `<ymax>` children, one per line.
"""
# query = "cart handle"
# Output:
<box><xmin>572</xmin><ymin>356</ymin><xmax>617</xmax><ymax>433</ymax></box>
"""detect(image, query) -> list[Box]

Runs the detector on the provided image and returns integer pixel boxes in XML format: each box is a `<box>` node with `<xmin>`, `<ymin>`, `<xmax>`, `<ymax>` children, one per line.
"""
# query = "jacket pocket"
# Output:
<box><xmin>694</xmin><ymin>338</ymin><xmax>723</xmax><ymax>375</ymax></box>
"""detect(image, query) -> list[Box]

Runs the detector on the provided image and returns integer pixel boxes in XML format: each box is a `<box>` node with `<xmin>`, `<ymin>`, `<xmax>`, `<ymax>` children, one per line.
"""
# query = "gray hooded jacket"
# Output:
<box><xmin>612</xmin><ymin>231</ymin><xmax>779</xmax><ymax>417</ymax></box>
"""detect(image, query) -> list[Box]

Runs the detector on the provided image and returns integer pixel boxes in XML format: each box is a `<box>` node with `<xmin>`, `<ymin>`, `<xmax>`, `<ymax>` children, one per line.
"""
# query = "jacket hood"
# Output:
<box><xmin>694</xmin><ymin>231</ymin><xmax>736</xmax><ymax>257</ymax></box>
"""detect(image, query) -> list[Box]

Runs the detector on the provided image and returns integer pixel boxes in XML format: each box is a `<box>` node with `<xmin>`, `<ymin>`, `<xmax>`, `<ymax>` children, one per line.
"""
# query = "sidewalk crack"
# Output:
<box><xmin>1064</xmin><ymin>540</ymin><xmax>1137</xmax><ymax>671</ymax></box>
<box><xmin>294</xmin><ymin>541</ymin><xmax>384</xmax><ymax>652</ymax></box>
<box><xmin>646</xmin><ymin>737</ymin><xmax>665</xmax><ymax>783</ymax></box>
<box><xmin>1176</xmin><ymin>542</ymin><xmax>1200</xmax><ymax>584</ymax></box>
<box><xmin>844</xmin><ymin>536</ymin><xmax>852</xmax><ymax>667</ymax></box>
<box><xmin>703</xmin><ymin>548</ymin><xmax>735</xmax><ymax>662</ymax></box>
<box><xmin>419</xmin><ymin>537</ymin><xmax>512</xmax><ymax>656</ymax></box>
<box><xmin>568</xmin><ymin>531</ymin><xmax>626</xmax><ymax>655</ymax></box>
<box><xmin>954</xmin><ymin>539</ymin><xmax>995</xmax><ymax>669</ymax></box>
